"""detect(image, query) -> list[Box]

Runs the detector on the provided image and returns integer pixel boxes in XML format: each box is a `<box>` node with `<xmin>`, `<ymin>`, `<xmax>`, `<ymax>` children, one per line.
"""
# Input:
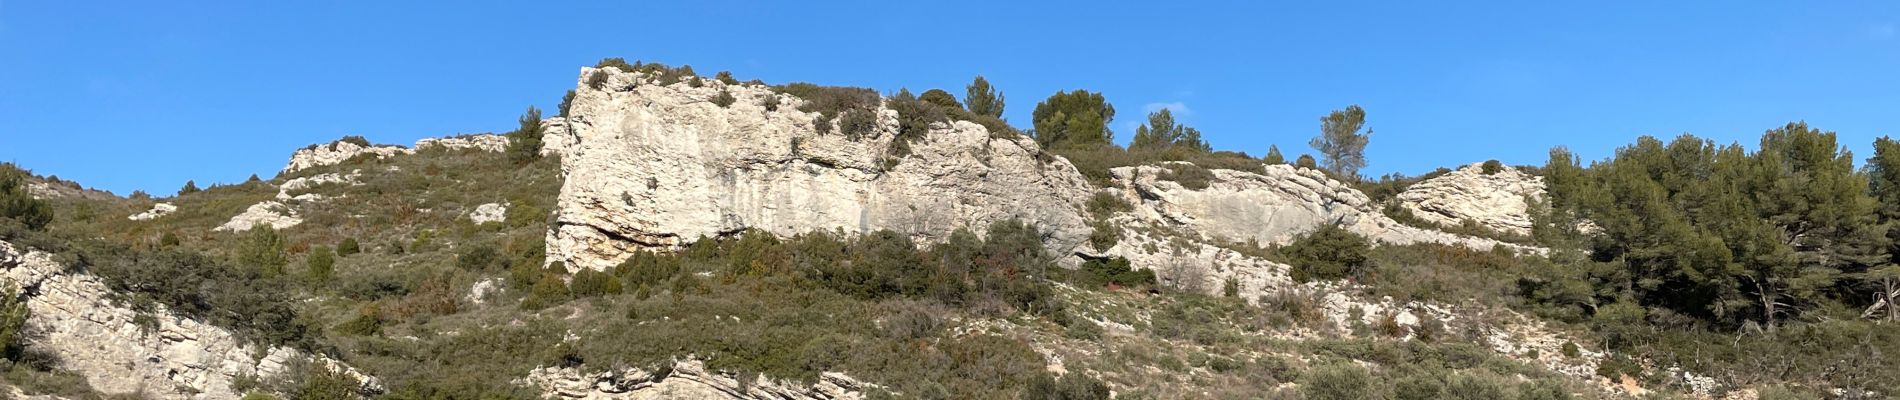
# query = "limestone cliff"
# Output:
<box><xmin>283</xmin><ymin>141</ymin><xmax>413</xmax><ymax>174</ymax></box>
<box><xmin>545</xmin><ymin>67</ymin><xmax>1094</xmax><ymax>271</ymax></box>
<box><xmin>1396</xmin><ymin>162</ymin><xmax>1545</xmax><ymax>236</ymax></box>
<box><xmin>525</xmin><ymin>358</ymin><xmax>874</xmax><ymax>400</ymax></box>
<box><xmin>0</xmin><ymin>240</ymin><xmax>379</xmax><ymax>400</ymax></box>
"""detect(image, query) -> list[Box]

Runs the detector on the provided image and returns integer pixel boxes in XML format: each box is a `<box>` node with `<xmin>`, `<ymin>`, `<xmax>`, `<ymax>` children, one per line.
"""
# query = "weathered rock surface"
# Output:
<box><xmin>128</xmin><ymin>202</ymin><xmax>177</xmax><ymax>221</ymax></box>
<box><xmin>1104</xmin><ymin>163</ymin><xmax>1538</xmax><ymax>253</ymax></box>
<box><xmin>546</xmin><ymin>67</ymin><xmax>1093</xmax><ymax>271</ymax></box>
<box><xmin>0</xmin><ymin>241</ymin><xmax>379</xmax><ymax>399</ymax></box>
<box><xmin>215</xmin><ymin>201</ymin><xmax>303</xmax><ymax>232</ymax></box>
<box><xmin>1397</xmin><ymin>162</ymin><xmax>1545</xmax><ymax>235</ymax></box>
<box><xmin>277</xmin><ymin>170</ymin><xmax>360</xmax><ymax>201</ymax></box>
<box><xmin>541</xmin><ymin>117</ymin><xmax>573</xmax><ymax>157</ymax></box>
<box><xmin>469</xmin><ymin>202</ymin><xmax>508</xmax><ymax>225</ymax></box>
<box><xmin>283</xmin><ymin>140</ymin><xmax>413</xmax><ymax>174</ymax></box>
<box><xmin>417</xmin><ymin>134</ymin><xmax>511</xmax><ymax>153</ymax></box>
<box><xmin>524</xmin><ymin>358</ymin><xmax>874</xmax><ymax>400</ymax></box>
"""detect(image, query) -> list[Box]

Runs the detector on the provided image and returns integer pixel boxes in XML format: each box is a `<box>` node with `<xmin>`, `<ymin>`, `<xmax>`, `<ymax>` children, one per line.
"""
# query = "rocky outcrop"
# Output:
<box><xmin>215</xmin><ymin>201</ymin><xmax>302</xmax><ymax>232</ymax></box>
<box><xmin>1104</xmin><ymin>163</ymin><xmax>1538</xmax><ymax>253</ymax></box>
<box><xmin>546</xmin><ymin>67</ymin><xmax>1093</xmax><ymax>271</ymax></box>
<box><xmin>0</xmin><ymin>241</ymin><xmax>379</xmax><ymax>399</ymax></box>
<box><xmin>469</xmin><ymin>202</ymin><xmax>508</xmax><ymax>225</ymax></box>
<box><xmin>129</xmin><ymin>203</ymin><xmax>177</xmax><ymax>221</ymax></box>
<box><xmin>283</xmin><ymin>140</ymin><xmax>413</xmax><ymax>174</ymax></box>
<box><xmin>524</xmin><ymin>359</ymin><xmax>874</xmax><ymax>400</ymax></box>
<box><xmin>1396</xmin><ymin>162</ymin><xmax>1545</xmax><ymax>236</ymax></box>
<box><xmin>417</xmin><ymin>134</ymin><xmax>511</xmax><ymax>153</ymax></box>
<box><xmin>277</xmin><ymin>170</ymin><xmax>361</xmax><ymax>201</ymax></box>
<box><xmin>541</xmin><ymin>117</ymin><xmax>573</xmax><ymax>157</ymax></box>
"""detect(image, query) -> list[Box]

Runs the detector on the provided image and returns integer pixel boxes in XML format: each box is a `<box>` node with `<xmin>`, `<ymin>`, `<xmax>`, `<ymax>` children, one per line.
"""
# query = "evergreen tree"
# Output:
<box><xmin>1031</xmin><ymin>90</ymin><xmax>1115</xmax><ymax>149</ymax></box>
<box><xmin>965</xmin><ymin>75</ymin><xmax>1005</xmax><ymax>118</ymax></box>
<box><xmin>1263</xmin><ymin>145</ymin><xmax>1285</xmax><ymax>164</ymax></box>
<box><xmin>1295</xmin><ymin>154</ymin><xmax>1318</xmax><ymax>170</ymax></box>
<box><xmin>920</xmin><ymin>89</ymin><xmax>963</xmax><ymax>111</ymax></box>
<box><xmin>178</xmin><ymin>180</ymin><xmax>200</xmax><ymax>196</ymax></box>
<box><xmin>306</xmin><ymin>246</ymin><xmax>336</xmax><ymax>283</ymax></box>
<box><xmin>506</xmin><ymin>106</ymin><xmax>546</xmax><ymax>164</ymax></box>
<box><xmin>1128</xmin><ymin>108</ymin><xmax>1209</xmax><ymax>153</ymax></box>
<box><xmin>0</xmin><ymin>164</ymin><xmax>52</xmax><ymax>230</ymax></box>
<box><xmin>238</xmin><ymin>224</ymin><xmax>289</xmax><ymax>276</ymax></box>
<box><xmin>1311</xmin><ymin>105</ymin><xmax>1371</xmax><ymax>180</ymax></box>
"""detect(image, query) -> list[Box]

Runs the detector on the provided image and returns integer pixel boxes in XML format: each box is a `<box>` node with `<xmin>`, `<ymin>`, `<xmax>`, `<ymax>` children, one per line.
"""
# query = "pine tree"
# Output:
<box><xmin>306</xmin><ymin>246</ymin><xmax>336</xmax><ymax>283</ymax></box>
<box><xmin>238</xmin><ymin>224</ymin><xmax>289</xmax><ymax>276</ymax></box>
<box><xmin>0</xmin><ymin>164</ymin><xmax>52</xmax><ymax>230</ymax></box>
<box><xmin>1311</xmin><ymin>105</ymin><xmax>1371</xmax><ymax>180</ymax></box>
<box><xmin>178</xmin><ymin>180</ymin><xmax>200</xmax><ymax>196</ymax></box>
<box><xmin>1128</xmin><ymin>108</ymin><xmax>1209</xmax><ymax>153</ymax></box>
<box><xmin>965</xmin><ymin>75</ymin><xmax>1005</xmax><ymax>118</ymax></box>
<box><xmin>1263</xmin><ymin>145</ymin><xmax>1285</xmax><ymax>164</ymax></box>
<box><xmin>506</xmin><ymin>106</ymin><xmax>546</xmax><ymax>164</ymax></box>
<box><xmin>1031</xmin><ymin>90</ymin><xmax>1115</xmax><ymax>149</ymax></box>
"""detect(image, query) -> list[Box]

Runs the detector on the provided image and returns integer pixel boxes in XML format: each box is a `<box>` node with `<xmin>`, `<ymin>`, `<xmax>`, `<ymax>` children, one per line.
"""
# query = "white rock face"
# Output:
<box><xmin>283</xmin><ymin>140</ymin><xmax>413</xmax><ymax>174</ymax></box>
<box><xmin>0</xmin><ymin>241</ymin><xmax>379</xmax><ymax>399</ymax></box>
<box><xmin>524</xmin><ymin>358</ymin><xmax>874</xmax><ymax>400</ymax></box>
<box><xmin>1105</xmin><ymin>163</ymin><xmax>1539</xmax><ymax>253</ymax></box>
<box><xmin>277</xmin><ymin>170</ymin><xmax>360</xmax><ymax>201</ymax></box>
<box><xmin>215</xmin><ymin>201</ymin><xmax>303</xmax><ymax>232</ymax></box>
<box><xmin>128</xmin><ymin>203</ymin><xmax>177</xmax><ymax>221</ymax></box>
<box><xmin>1396</xmin><ymin>162</ymin><xmax>1546</xmax><ymax>235</ymax></box>
<box><xmin>546</xmin><ymin>67</ymin><xmax>1093</xmax><ymax>271</ymax></box>
<box><xmin>469</xmin><ymin>202</ymin><xmax>508</xmax><ymax>225</ymax></box>
<box><xmin>417</xmin><ymin>134</ymin><xmax>511</xmax><ymax>152</ymax></box>
<box><xmin>540</xmin><ymin>117</ymin><xmax>573</xmax><ymax>157</ymax></box>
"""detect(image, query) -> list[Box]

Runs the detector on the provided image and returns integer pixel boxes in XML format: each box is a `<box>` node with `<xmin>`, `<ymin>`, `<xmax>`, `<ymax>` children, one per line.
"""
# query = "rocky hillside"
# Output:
<box><xmin>1</xmin><ymin>60</ymin><xmax>1874</xmax><ymax>400</ymax></box>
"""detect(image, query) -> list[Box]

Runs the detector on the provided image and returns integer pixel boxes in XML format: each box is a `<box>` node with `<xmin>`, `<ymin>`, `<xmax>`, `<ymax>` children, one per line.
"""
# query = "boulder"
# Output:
<box><xmin>1396</xmin><ymin>162</ymin><xmax>1545</xmax><ymax>236</ymax></box>
<box><xmin>128</xmin><ymin>203</ymin><xmax>177</xmax><ymax>221</ymax></box>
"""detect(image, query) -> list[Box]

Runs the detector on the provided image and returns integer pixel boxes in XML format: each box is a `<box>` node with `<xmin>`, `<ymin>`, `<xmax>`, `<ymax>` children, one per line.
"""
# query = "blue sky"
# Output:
<box><xmin>2</xmin><ymin>1</ymin><xmax>1896</xmax><ymax>195</ymax></box>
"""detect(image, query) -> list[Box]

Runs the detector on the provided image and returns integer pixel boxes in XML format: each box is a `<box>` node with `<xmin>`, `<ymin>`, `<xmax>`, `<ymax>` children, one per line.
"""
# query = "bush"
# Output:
<box><xmin>1158</xmin><ymin>163</ymin><xmax>1215</xmax><ymax>190</ymax></box>
<box><xmin>715</xmin><ymin>71</ymin><xmax>739</xmax><ymax>85</ymax></box>
<box><xmin>569</xmin><ymin>268</ymin><xmax>623</xmax><ymax>297</ymax></box>
<box><xmin>1281</xmin><ymin>224</ymin><xmax>1372</xmax><ymax>283</ymax></box>
<box><xmin>1392</xmin><ymin>374</ymin><xmax>1446</xmax><ymax>400</ymax></box>
<box><xmin>1075</xmin><ymin>257</ymin><xmax>1156</xmax><ymax>289</ymax></box>
<box><xmin>838</xmin><ymin>108</ymin><xmax>880</xmax><ymax>141</ymax></box>
<box><xmin>337</xmin><ymin>237</ymin><xmax>360</xmax><ymax>256</ymax></box>
<box><xmin>237</xmin><ymin>224</ymin><xmax>289</xmax><ymax>276</ymax></box>
<box><xmin>1085</xmin><ymin>192</ymin><xmax>1133</xmax><ymax>218</ymax></box>
<box><xmin>762</xmin><ymin>95</ymin><xmax>780</xmax><ymax>112</ymax></box>
<box><xmin>338</xmin><ymin>135</ymin><xmax>371</xmax><ymax>147</ymax></box>
<box><xmin>1295</xmin><ymin>154</ymin><xmax>1318</xmax><ymax>170</ymax></box>
<box><xmin>455</xmin><ymin>244</ymin><xmax>501</xmax><ymax>271</ymax></box>
<box><xmin>305</xmin><ymin>246</ymin><xmax>335</xmax><ymax>283</ymax></box>
<box><xmin>1223</xmin><ymin>277</ymin><xmax>1240</xmax><ymax>297</ymax></box>
<box><xmin>0</xmin><ymin>164</ymin><xmax>53</xmax><ymax>230</ymax></box>
<box><xmin>1298</xmin><ymin>363</ymin><xmax>1376</xmax><ymax>400</ymax></box>
<box><xmin>711</xmin><ymin>89</ymin><xmax>735</xmax><ymax>108</ymax></box>
<box><xmin>1087</xmin><ymin>219</ymin><xmax>1120</xmax><ymax>252</ymax></box>
<box><xmin>522</xmin><ymin>273</ymin><xmax>571</xmax><ymax>309</ymax></box>
<box><xmin>774</xmin><ymin>83</ymin><xmax>880</xmax><ymax>135</ymax></box>
<box><xmin>1481</xmin><ymin>159</ymin><xmax>1505</xmax><ymax>175</ymax></box>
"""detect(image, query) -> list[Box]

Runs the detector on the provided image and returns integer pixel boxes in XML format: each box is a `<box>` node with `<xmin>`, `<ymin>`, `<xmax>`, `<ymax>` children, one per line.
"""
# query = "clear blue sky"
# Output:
<box><xmin>3</xmin><ymin>1</ymin><xmax>1897</xmax><ymax>195</ymax></box>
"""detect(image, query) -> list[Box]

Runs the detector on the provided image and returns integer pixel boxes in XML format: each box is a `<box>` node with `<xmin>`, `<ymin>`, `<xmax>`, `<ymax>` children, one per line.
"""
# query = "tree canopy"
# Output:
<box><xmin>1128</xmin><ymin>108</ymin><xmax>1209</xmax><ymax>153</ymax></box>
<box><xmin>1031</xmin><ymin>90</ymin><xmax>1115</xmax><ymax>149</ymax></box>
<box><xmin>965</xmin><ymin>76</ymin><xmax>1005</xmax><ymax>118</ymax></box>
<box><xmin>1311</xmin><ymin>105</ymin><xmax>1370</xmax><ymax>180</ymax></box>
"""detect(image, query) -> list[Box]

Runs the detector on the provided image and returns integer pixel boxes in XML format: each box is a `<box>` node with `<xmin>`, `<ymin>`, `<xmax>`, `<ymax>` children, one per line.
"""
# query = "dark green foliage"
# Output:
<box><xmin>1053</xmin><ymin>146</ymin><xmax>1261</xmax><ymax>187</ymax></box>
<box><xmin>1312</xmin><ymin>104</ymin><xmax>1371</xmax><ymax>180</ymax></box>
<box><xmin>506</xmin><ymin>106</ymin><xmax>545</xmax><ymax>164</ymax></box>
<box><xmin>522</xmin><ymin>272</ymin><xmax>571</xmax><ymax>309</ymax></box>
<box><xmin>838</xmin><ymin>108</ymin><xmax>879</xmax><ymax>140</ymax></box>
<box><xmin>291</xmin><ymin>362</ymin><xmax>363</xmax><ymax>400</ymax></box>
<box><xmin>774</xmin><ymin>82</ymin><xmax>880</xmax><ymax>135</ymax></box>
<box><xmin>0</xmin><ymin>164</ymin><xmax>52</xmax><ymax>230</ymax></box>
<box><xmin>711</xmin><ymin>88</ymin><xmax>735</xmax><ymax>108</ymax></box>
<box><xmin>1481</xmin><ymin>159</ymin><xmax>1504</xmax><ymax>174</ymax></box>
<box><xmin>159</xmin><ymin>231</ymin><xmax>180</xmax><ymax>247</ymax></box>
<box><xmin>336</xmin><ymin>237</ymin><xmax>360</xmax><ymax>256</ymax></box>
<box><xmin>919</xmin><ymin>89</ymin><xmax>962</xmax><ymax>110</ymax></box>
<box><xmin>715</xmin><ymin>71</ymin><xmax>739</xmax><ymax>85</ymax></box>
<box><xmin>1128</xmin><ymin>108</ymin><xmax>1209</xmax><ymax>153</ymax></box>
<box><xmin>455</xmin><ymin>244</ymin><xmax>500</xmax><ymax>271</ymax></box>
<box><xmin>334</xmin><ymin>304</ymin><xmax>382</xmax><ymax>336</ymax></box>
<box><xmin>1282</xmin><ymin>224</ymin><xmax>1372</xmax><ymax>283</ymax></box>
<box><xmin>1085</xmin><ymin>191</ymin><xmax>1132</xmax><ymax>218</ymax></box>
<box><xmin>1074</xmin><ymin>257</ymin><xmax>1156</xmax><ymax>289</ymax></box>
<box><xmin>1359</xmin><ymin>168</ymin><xmax>1452</xmax><ymax>204</ymax></box>
<box><xmin>1087</xmin><ymin>219</ymin><xmax>1120</xmax><ymax>252</ymax></box>
<box><xmin>1223</xmin><ymin>277</ymin><xmax>1240</xmax><ymax>297</ymax></box>
<box><xmin>1021</xmin><ymin>372</ymin><xmax>1110</xmax><ymax>400</ymax></box>
<box><xmin>569</xmin><ymin>268</ymin><xmax>622</xmax><ymax>297</ymax></box>
<box><xmin>762</xmin><ymin>94</ymin><xmax>780</xmax><ymax>112</ymax></box>
<box><xmin>965</xmin><ymin>75</ymin><xmax>1005</xmax><ymax>118</ymax></box>
<box><xmin>179</xmin><ymin>180</ymin><xmax>201</xmax><ymax>196</ymax></box>
<box><xmin>1031</xmin><ymin>90</ymin><xmax>1115</xmax><ymax>149</ymax></box>
<box><xmin>886</xmin><ymin>89</ymin><xmax>945</xmax><ymax>158</ymax></box>
<box><xmin>558</xmin><ymin>89</ymin><xmax>576</xmax><ymax>117</ymax></box>
<box><xmin>1264</xmin><ymin>145</ymin><xmax>1285</xmax><ymax>164</ymax></box>
<box><xmin>1298</xmin><ymin>363</ymin><xmax>1375</xmax><ymax>400</ymax></box>
<box><xmin>238</xmin><ymin>224</ymin><xmax>289</xmax><ymax>276</ymax></box>
<box><xmin>1158</xmin><ymin>162</ymin><xmax>1215</xmax><ymax>190</ymax></box>
<box><xmin>338</xmin><ymin>135</ymin><xmax>371</xmax><ymax>147</ymax></box>
<box><xmin>1295</xmin><ymin>154</ymin><xmax>1318</xmax><ymax>170</ymax></box>
<box><xmin>0</xmin><ymin>283</ymin><xmax>28</xmax><ymax>359</ymax></box>
<box><xmin>306</xmin><ymin>246</ymin><xmax>335</xmax><ymax>283</ymax></box>
<box><xmin>1392</xmin><ymin>374</ymin><xmax>1445</xmax><ymax>400</ymax></box>
<box><xmin>85</xmin><ymin>246</ymin><xmax>316</xmax><ymax>348</ymax></box>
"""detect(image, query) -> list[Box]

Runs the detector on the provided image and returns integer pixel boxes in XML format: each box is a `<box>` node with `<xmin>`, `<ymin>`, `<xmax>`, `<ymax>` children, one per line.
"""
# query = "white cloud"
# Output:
<box><xmin>1142</xmin><ymin>101</ymin><xmax>1192</xmax><ymax>117</ymax></box>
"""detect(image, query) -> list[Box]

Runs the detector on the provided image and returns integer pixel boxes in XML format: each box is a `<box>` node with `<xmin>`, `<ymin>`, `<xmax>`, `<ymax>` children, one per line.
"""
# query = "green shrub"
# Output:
<box><xmin>1445</xmin><ymin>373</ymin><xmax>1512</xmax><ymax>400</ymax></box>
<box><xmin>1075</xmin><ymin>257</ymin><xmax>1155</xmax><ymax>289</ymax></box>
<box><xmin>1085</xmin><ymin>192</ymin><xmax>1133</xmax><ymax>218</ymax></box>
<box><xmin>1481</xmin><ymin>159</ymin><xmax>1505</xmax><ymax>174</ymax></box>
<box><xmin>1295</xmin><ymin>154</ymin><xmax>1318</xmax><ymax>170</ymax></box>
<box><xmin>715</xmin><ymin>71</ymin><xmax>739</xmax><ymax>85</ymax></box>
<box><xmin>1159</xmin><ymin>163</ymin><xmax>1215</xmax><ymax>190</ymax></box>
<box><xmin>774</xmin><ymin>83</ymin><xmax>879</xmax><ymax>134</ymax></box>
<box><xmin>305</xmin><ymin>246</ymin><xmax>335</xmax><ymax>283</ymax></box>
<box><xmin>336</xmin><ymin>237</ymin><xmax>360</xmax><ymax>256</ymax></box>
<box><xmin>762</xmin><ymin>95</ymin><xmax>780</xmax><ymax>112</ymax></box>
<box><xmin>335</xmin><ymin>304</ymin><xmax>382</xmax><ymax>336</ymax></box>
<box><xmin>455</xmin><ymin>244</ymin><xmax>501</xmax><ymax>271</ymax></box>
<box><xmin>1087</xmin><ymin>219</ymin><xmax>1120</xmax><ymax>252</ymax></box>
<box><xmin>1222</xmin><ymin>277</ymin><xmax>1240</xmax><ymax>297</ymax></box>
<box><xmin>569</xmin><ymin>268</ymin><xmax>623</xmax><ymax>297</ymax></box>
<box><xmin>1281</xmin><ymin>224</ymin><xmax>1372</xmax><ymax>283</ymax></box>
<box><xmin>178</xmin><ymin>180</ymin><xmax>201</xmax><ymax>196</ymax></box>
<box><xmin>506</xmin><ymin>106</ymin><xmax>545</xmax><ymax>164</ymax></box>
<box><xmin>0</xmin><ymin>164</ymin><xmax>53</xmax><ymax>230</ymax></box>
<box><xmin>522</xmin><ymin>273</ymin><xmax>571</xmax><ymax>309</ymax></box>
<box><xmin>292</xmin><ymin>362</ymin><xmax>362</xmax><ymax>400</ymax></box>
<box><xmin>711</xmin><ymin>89</ymin><xmax>736</xmax><ymax>108</ymax></box>
<box><xmin>237</xmin><ymin>224</ymin><xmax>289</xmax><ymax>276</ymax></box>
<box><xmin>559</xmin><ymin>89</ymin><xmax>576</xmax><ymax>117</ymax></box>
<box><xmin>1298</xmin><ymin>363</ymin><xmax>1376</xmax><ymax>400</ymax></box>
<box><xmin>338</xmin><ymin>135</ymin><xmax>371</xmax><ymax>147</ymax></box>
<box><xmin>838</xmin><ymin>108</ymin><xmax>880</xmax><ymax>141</ymax></box>
<box><xmin>1392</xmin><ymin>374</ymin><xmax>1446</xmax><ymax>400</ymax></box>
